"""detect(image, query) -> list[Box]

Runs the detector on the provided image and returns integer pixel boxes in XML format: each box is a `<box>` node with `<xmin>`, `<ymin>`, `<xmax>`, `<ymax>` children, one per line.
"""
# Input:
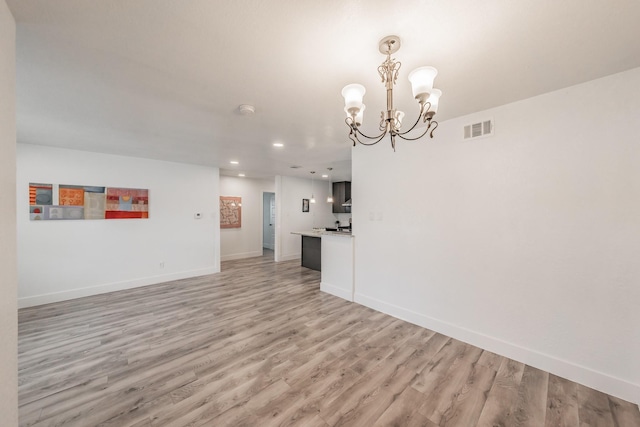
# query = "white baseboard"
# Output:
<box><xmin>320</xmin><ymin>282</ymin><xmax>353</xmax><ymax>302</ymax></box>
<box><xmin>220</xmin><ymin>251</ymin><xmax>263</xmax><ymax>261</ymax></box>
<box><xmin>18</xmin><ymin>267</ymin><xmax>220</xmax><ymax>308</ymax></box>
<box><xmin>354</xmin><ymin>292</ymin><xmax>640</xmax><ymax>405</ymax></box>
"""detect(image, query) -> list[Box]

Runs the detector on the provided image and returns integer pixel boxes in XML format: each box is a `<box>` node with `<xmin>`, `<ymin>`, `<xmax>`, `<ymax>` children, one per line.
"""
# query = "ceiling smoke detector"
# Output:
<box><xmin>238</xmin><ymin>104</ymin><xmax>255</xmax><ymax>115</ymax></box>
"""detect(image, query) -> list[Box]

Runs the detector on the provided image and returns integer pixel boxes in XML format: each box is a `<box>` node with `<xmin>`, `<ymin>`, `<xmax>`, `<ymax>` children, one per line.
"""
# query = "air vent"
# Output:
<box><xmin>464</xmin><ymin>119</ymin><xmax>493</xmax><ymax>140</ymax></box>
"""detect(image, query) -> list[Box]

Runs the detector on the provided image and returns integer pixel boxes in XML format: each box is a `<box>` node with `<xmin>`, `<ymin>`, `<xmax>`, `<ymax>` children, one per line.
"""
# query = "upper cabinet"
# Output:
<box><xmin>332</xmin><ymin>181</ymin><xmax>351</xmax><ymax>213</ymax></box>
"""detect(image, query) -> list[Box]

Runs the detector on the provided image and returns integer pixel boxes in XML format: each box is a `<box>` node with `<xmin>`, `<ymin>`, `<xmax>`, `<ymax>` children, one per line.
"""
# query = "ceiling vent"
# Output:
<box><xmin>464</xmin><ymin>119</ymin><xmax>493</xmax><ymax>140</ymax></box>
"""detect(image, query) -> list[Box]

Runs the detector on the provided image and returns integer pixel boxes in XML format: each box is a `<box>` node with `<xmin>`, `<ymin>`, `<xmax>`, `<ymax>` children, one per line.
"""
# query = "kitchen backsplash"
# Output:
<box><xmin>334</xmin><ymin>213</ymin><xmax>352</xmax><ymax>227</ymax></box>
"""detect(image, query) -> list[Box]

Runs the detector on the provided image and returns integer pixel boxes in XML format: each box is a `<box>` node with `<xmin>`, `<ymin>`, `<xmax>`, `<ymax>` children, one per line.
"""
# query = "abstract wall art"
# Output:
<box><xmin>29</xmin><ymin>183</ymin><xmax>149</xmax><ymax>220</ymax></box>
<box><xmin>220</xmin><ymin>196</ymin><xmax>242</xmax><ymax>229</ymax></box>
<box><xmin>105</xmin><ymin>187</ymin><xmax>149</xmax><ymax>219</ymax></box>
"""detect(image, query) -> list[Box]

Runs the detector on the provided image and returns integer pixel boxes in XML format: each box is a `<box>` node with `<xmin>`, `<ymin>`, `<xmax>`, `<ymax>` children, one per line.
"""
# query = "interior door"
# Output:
<box><xmin>269</xmin><ymin>194</ymin><xmax>275</xmax><ymax>246</ymax></box>
<box><xmin>263</xmin><ymin>192</ymin><xmax>275</xmax><ymax>250</ymax></box>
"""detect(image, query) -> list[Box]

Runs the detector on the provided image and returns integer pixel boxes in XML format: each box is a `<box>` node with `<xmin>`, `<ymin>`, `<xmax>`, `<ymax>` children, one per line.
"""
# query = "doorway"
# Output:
<box><xmin>263</xmin><ymin>192</ymin><xmax>275</xmax><ymax>251</ymax></box>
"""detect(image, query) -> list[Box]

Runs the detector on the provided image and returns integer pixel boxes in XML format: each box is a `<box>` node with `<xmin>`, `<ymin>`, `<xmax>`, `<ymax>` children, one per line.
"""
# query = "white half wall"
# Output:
<box><xmin>17</xmin><ymin>144</ymin><xmax>221</xmax><ymax>307</ymax></box>
<box><xmin>0</xmin><ymin>0</ymin><xmax>17</xmax><ymax>423</ymax></box>
<box><xmin>219</xmin><ymin>176</ymin><xmax>274</xmax><ymax>261</ymax></box>
<box><xmin>321</xmin><ymin>234</ymin><xmax>355</xmax><ymax>302</ymax></box>
<box><xmin>275</xmin><ymin>175</ymin><xmax>333</xmax><ymax>262</ymax></box>
<box><xmin>353</xmin><ymin>67</ymin><xmax>640</xmax><ymax>404</ymax></box>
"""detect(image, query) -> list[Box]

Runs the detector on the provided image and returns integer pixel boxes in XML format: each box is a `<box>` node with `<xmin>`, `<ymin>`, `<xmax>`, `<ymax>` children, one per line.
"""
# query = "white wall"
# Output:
<box><xmin>353</xmin><ymin>67</ymin><xmax>640</xmax><ymax>404</ymax></box>
<box><xmin>0</xmin><ymin>0</ymin><xmax>17</xmax><ymax>423</ymax></box>
<box><xmin>219</xmin><ymin>176</ymin><xmax>274</xmax><ymax>261</ymax></box>
<box><xmin>275</xmin><ymin>175</ymin><xmax>333</xmax><ymax>261</ymax></box>
<box><xmin>17</xmin><ymin>144</ymin><xmax>220</xmax><ymax>307</ymax></box>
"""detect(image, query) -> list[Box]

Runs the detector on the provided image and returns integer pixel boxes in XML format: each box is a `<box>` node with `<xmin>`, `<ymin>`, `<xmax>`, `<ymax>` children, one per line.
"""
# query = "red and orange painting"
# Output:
<box><xmin>29</xmin><ymin>183</ymin><xmax>148</xmax><ymax>221</ymax></box>
<box><xmin>105</xmin><ymin>187</ymin><xmax>149</xmax><ymax>219</ymax></box>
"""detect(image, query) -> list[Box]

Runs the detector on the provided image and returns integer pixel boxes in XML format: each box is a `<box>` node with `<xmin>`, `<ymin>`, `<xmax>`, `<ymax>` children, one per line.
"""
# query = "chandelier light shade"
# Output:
<box><xmin>427</xmin><ymin>89</ymin><xmax>442</xmax><ymax>113</ymax></box>
<box><xmin>342</xmin><ymin>84</ymin><xmax>366</xmax><ymax>112</ymax></box>
<box><xmin>342</xmin><ymin>35</ymin><xmax>442</xmax><ymax>151</ymax></box>
<box><xmin>407</xmin><ymin>66</ymin><xmax>438</xmax><ymax>102</ymax></box>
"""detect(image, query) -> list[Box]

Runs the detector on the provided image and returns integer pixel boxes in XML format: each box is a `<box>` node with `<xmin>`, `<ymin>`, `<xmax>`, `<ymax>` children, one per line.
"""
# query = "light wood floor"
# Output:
<box><xmin>18</xmin><ymin>251</ymin><xmax>640</xmax><ymax>426</ymax></box>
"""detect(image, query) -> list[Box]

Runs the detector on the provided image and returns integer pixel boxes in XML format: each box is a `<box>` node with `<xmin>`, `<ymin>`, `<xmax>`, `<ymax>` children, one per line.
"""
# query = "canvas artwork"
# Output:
<box><xmin>84</xmin><ymin>191</ymin><xmax>107</xmax><ymax>220</ymax></box>
<box><xmin>29</xmin><ymin>183</ymin><xmax>53</xmax><ymax>220</ymax></box>
<box><xmin>220</xmin><ymin>196</ymin><xmax>242</xmax><ymax>229</ymax></box>
<box><xmin>59</xmin><ymin>185</ymin><xmax>85</xmax><ymax>206</ymax></box>
<box><xmin>59</xmin><ymin>184</ymin><xmax>107</xmax><ymax>220</ymax></box>
<box><xmin>45</xmin><ymin>205</ymin><xmax>84</xmax><ymax>220</ymax></box>
<box><xmin>29</xmin><ymin>183</ymin><xmax>148</xmax><ymax>220</ymax></box>
<box><xmin>106</xmin><ymin>187</ymin><xmax>149</xmax><ymax>219</ymax></box>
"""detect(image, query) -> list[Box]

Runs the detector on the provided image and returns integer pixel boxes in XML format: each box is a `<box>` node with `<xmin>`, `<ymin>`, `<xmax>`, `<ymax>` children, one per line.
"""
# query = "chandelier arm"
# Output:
<box><xmin>349</xmin><ymin>122</ymin><xmax>387</xmax><ymax>141</ymax></box>
<box><xmin>347</xmin><ymin>130</ymin><xmax>358</xmax><ymax>147</ymax></box>
<box><xmin>428</xmin><ymin>120</ymin><xmax>439</xmax><ymax>138</ymax></box>
<box><xmin>394</xmin><ymin>120</ymin><xmax>437</xmax><ymax>141</ymax></box>
<box><xmin>352</xmin><ymin>129</ymin><xmax>388</xmax><ymax>146</ymax></box>
<box><xmin>396</xmin><ymin>102</ymin><xmax>431</xmax><ymax>136</ymax></box>
<box><xmin>345</xmin><ymin>119</ymin><xmax>359</xmax><ymax>147</ymax></box>
<box><xmin>345</xmin><ymin>118</ymin><xmax>388</xmax><ymax>145</ymax></box>
<box><xmin>395</xmin><ymin>110</ymin><xmax>424</xmax><ymax>135</ymax></box>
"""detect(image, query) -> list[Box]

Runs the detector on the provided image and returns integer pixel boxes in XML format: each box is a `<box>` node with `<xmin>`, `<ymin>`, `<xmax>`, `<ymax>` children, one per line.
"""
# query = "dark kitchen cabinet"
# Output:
<box><xmin>332</xmin><ymin>181</ymin><xmax>351</xmax><ymax>213</ymax></box>
<box><xmin>301</xmin><ymin>235</ymin><xmax>321</xmax><ymax>271</ymax></box>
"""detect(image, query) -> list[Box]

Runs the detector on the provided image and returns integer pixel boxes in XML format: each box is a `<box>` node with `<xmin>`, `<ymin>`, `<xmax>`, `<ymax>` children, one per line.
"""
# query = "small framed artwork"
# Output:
<box><xmin>302</xmin><ymin>198</ymin><xmax>310</xmax><ymax>212</ymax></box>
<box><xmin>220</xmin><ymin>196</ymin><xmax>242</xmax><ymax>228</ymax></box>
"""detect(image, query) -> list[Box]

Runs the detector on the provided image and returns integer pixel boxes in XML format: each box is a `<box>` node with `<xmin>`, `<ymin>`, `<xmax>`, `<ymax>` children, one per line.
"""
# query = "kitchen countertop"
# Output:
<box><xmin>291</xmin><ymin>230</ymin><xmax>354</xmax><ymax>238</ymax></box>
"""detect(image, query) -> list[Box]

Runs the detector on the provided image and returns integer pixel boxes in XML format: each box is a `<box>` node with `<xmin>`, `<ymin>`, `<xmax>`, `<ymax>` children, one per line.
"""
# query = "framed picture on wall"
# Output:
<box><xmin>302</xmin><ymin>199</ymin><xmax>309</xmax><ymax>212</ymax></box>
<box><xmin>220</xmin><ymin>196</ymin><xmax>242</xmax><ymax>228</ymax></box>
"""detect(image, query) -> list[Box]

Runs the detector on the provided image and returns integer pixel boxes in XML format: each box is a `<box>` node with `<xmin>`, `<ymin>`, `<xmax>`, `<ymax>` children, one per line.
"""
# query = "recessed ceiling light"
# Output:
<box><xmin>230</xmin><ymin>160</ymin><xmax>239</xmax><ymax>165</ymax></box>
<box><xmin>238</xmin><ymin>173</ymin><xmax>245</xmax><ymax>177</ymax></box>
<box><xmin>322</xmin><ymin>174</ymin><xmax>328</xmax><ymax>178</ymax></box>
<box><xmin>273</xmin><ymin>143</ymin><xmax>284</xmax><ymax>147</ymax></box>
<box><xmin>238</xmin><ymin>104</ymin><xmax>255</xmax><ymax>115</ymax></box>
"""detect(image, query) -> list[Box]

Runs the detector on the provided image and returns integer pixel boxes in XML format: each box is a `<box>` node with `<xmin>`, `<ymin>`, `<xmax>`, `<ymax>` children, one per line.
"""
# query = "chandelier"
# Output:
<box><xmin>342</xmin><ymin>35</ymin><xmax>442</xmax><ymax>151</ymax></box>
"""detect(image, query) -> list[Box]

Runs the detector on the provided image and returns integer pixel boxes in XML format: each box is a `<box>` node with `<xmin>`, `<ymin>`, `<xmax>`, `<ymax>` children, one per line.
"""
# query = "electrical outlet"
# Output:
<box><xmin>159</xmin><ymin>262</ymin><xmax>165</xmax><ymax>269</ymax></box>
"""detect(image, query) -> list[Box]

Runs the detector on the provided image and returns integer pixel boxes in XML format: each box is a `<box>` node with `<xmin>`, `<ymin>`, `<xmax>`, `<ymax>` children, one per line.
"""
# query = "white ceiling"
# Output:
<box><xmin>7</xmin><ymin>0</ymin><xmax>640</xmax><ymax>182</ymax></box>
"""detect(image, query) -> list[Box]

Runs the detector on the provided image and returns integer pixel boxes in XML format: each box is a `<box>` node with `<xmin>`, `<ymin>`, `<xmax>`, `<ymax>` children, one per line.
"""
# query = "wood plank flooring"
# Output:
<box><xmin>18</xmin><ymin>251</ymin><xmax>640</xmax><ymax>426</ymax></box>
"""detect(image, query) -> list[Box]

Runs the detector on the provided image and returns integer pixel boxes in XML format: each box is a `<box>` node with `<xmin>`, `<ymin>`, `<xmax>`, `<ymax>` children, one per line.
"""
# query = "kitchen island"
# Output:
<box><xmin>291</xmin><ymin>230</ymin><xmax>354</xmax><ymax>302</ymax></box>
